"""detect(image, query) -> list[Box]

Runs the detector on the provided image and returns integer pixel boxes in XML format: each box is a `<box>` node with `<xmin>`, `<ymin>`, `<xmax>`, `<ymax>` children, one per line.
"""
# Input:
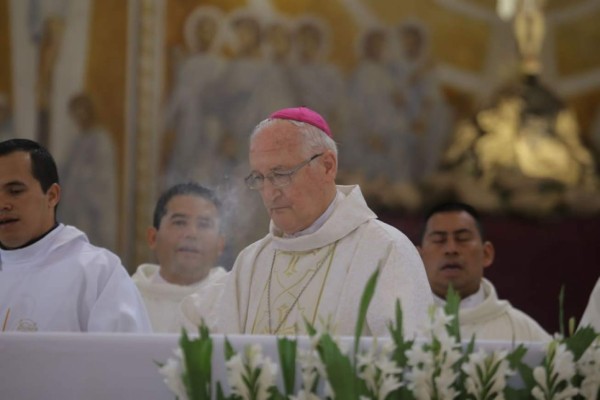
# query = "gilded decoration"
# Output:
<box><xmin>430</xmin><ymin>0</ymin><xmax>600</xmax><ymax>217</ymax></box>
<box><xmin>436</xmin><ymin>76</ymin><xmax>600</xmax><ymax>217</ymax></box>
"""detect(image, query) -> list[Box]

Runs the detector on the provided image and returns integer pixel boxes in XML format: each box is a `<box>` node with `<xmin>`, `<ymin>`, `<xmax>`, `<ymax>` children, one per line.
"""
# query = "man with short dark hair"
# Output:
<box><xmin>211</xmin><ymin>106</ymin><xmax>432</xmax><ymax>337</ymax></box>
<box><xmin>132</xmin><ymin>182</ymin><xmax>227</xmax><ymax>332</ymax></box>
<box><xmin>0</xmin><ymin>138</ymin><xmax>150</xmax><ymax>332</ymax></box>
<box><xmin>419</xmin><ymin>202</ymin><xmax>550</xmax><ymax>341</ymax></box>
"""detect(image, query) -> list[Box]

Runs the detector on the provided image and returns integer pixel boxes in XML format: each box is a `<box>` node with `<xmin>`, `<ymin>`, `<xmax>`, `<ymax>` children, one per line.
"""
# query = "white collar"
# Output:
<box><xmin>434</xmin><ymin>284</ymin><xmax>485</xmax><ymax>310</ymax></box>
<box><xmin>282</xmin><ymin>192</ymin><xmax>340</xmax><ymax>239</ymax></box>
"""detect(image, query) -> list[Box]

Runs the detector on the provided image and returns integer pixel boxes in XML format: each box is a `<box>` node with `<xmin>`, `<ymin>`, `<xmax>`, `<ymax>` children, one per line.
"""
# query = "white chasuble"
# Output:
<box><xmin>251</xmin><ymin>243</ymin><xmax>337</xmax><ymax>335</ymax></box>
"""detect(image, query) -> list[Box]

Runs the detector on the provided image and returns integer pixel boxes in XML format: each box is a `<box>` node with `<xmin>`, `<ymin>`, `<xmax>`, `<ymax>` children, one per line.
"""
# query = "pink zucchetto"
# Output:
<box><xmin>269</xmin><ymin>106</ymin><xmax>333</xmax><ymax>138</ymax></box>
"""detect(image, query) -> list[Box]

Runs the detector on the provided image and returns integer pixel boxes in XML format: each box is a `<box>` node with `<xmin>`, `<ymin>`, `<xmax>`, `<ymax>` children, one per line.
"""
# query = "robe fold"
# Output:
<box><xmin>454</xmin><ymin>278</ymin><xmax>551</xmax><ymax>342</ymax></box>
<box><xmin>132</xmin><ymin>263</ymin><xmax>227</xmax><ymax>333</ymax></box>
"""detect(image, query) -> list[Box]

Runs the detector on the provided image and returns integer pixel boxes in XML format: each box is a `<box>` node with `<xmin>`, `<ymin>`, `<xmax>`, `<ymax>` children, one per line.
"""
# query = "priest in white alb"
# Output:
<box><xmin>0</xmin><ymin>138</ymin><xmax>150</xmax><ymax>332</ymax></box>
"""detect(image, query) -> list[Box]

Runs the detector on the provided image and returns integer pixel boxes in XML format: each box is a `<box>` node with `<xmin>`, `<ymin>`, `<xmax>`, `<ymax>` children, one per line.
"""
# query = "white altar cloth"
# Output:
<box><xmin>0</xmin><ymin>332</ymin><xmax>546</xmax><ymax>400</ymax></box>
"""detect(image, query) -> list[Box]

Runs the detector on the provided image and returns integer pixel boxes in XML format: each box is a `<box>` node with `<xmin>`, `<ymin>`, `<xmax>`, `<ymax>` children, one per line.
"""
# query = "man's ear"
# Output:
<box><xmin>483</xmin><ymin>241</ymin><xmax>495</xmax><ymax>269</ymax></box>
<box><xmin>147</xmin><ymin>227</ymin><xmax>158</xmax><ymax>249</ymax></box>
<box><xmin>321</xmin><ymin>150</ymin><xmax>337</xmax><ymax>180</ymax></box>
<box><xmin>47</xmin><ymin>183</ymin><xmax>60</xmax><ymax>209</ymax></box>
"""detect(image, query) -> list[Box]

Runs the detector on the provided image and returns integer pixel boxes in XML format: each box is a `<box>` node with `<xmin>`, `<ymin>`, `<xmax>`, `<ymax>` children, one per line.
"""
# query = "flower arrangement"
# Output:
<box><xmin>159</xmin><ymin>271</ymin><xmax>600</xmax><ymax>400</ymax></box>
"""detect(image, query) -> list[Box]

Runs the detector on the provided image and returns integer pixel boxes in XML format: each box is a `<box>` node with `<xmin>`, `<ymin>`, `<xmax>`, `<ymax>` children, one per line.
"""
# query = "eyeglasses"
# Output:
<box><xmin>245</xmin><ymin>153</ymin><xmax>323</xmax><ymax>190</ymax></box>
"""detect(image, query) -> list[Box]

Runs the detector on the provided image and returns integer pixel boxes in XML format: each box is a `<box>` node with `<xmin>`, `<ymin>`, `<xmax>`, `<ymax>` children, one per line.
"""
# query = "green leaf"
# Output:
<box><xmin>504</xmin><ymin>386</ymin><xmax>531</xmax><ymax>400</ymax></box>
<box><xmin>303</xmin><ymin>317</ymin><xmax>317</xmax><ymax>336</ymax></box>
<box><xmin>179</xmin><ymin>327</ymin><xmax>213</xmax><ymax>400</ymax></box>
<box><xmin>444</xmin><ymin>285</ymin><xmax>461</xmax><ymax>342</ymax></box>
<box><xmin>394</xmin><ymin>386</ymin><xmax>417</xmax><ymax>400</ymax></box>
<box><xmin>388</xmin><ymin>299</ymin><xmax>414</xmax><ymax>369</ymax></box>
<box><xmin>317</xmin><ymin>333</ymin><xmax>359</xmax><ymax>400</ymax></box>
<box><xmin>559</xmin><ymin>285</ymin><xmax>566</xmax><ymax>337</ymax></box>
<box><xmin>224</xmin><ymin>337</ymin><xmax>236</xmax><ymax>361</ymax></box>
<box><xmin>354</xmin><ymin>268</ymin><xmax>380</xmax><ymax>357</ymax></box>
<box><xmin>564</xmin><ymin>326</ymin><xmax>598</xmax><ymax>360</ymax></box>
<box><xmin>215</xmin><ymin>383</ymin><xmax>227</xmax><ymax>400</ymax></box>
<box><xmin>268</xmin><ymin>385</ymin><xmax>287</xmax><ymax>400</ymax></box>
<box><xmin>276</xmin><ymin>337</ymin><xmax>297</xmax><ymax>397</ymax></box>
<box><xmin>506</xmin><ymin>345</ymin><xmax>534</xmax><ymax>391</ymax></box>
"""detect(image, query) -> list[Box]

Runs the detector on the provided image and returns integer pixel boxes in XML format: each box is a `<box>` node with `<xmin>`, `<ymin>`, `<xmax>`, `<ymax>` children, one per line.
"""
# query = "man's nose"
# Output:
<box><xmin>0</xmin><ymin>197</ymin><xmax>12</xmax><ymax>211</ymax></box>
<box><xmin>259</xmin><ymin>179</ymin><xmax>282</xmax><ymax>200</ymax></box>
<box><xmin>184</xmin><ymin>225</ymin><xmax>199</xmax><ymax>238</ymax></box>
<box><xmin>443</xmin><ymin>238</ymin><xmax>458</xmax><ymax>254</ymax></box>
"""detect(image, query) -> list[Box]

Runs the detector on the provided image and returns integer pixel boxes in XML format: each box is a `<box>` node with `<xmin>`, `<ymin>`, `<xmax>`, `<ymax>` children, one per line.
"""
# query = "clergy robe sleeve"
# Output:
<box><xmin>86</xmin><ymin>258</ymin><xmax>152</xmax><ymax>333</ymax></box>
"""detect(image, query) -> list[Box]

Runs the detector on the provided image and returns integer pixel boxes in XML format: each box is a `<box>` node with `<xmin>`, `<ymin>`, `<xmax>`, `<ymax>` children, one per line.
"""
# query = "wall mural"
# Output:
<box><xmin>2</xmin><ymin>0</ymin><xmax>600</xmax><ymax>268</ymax></box>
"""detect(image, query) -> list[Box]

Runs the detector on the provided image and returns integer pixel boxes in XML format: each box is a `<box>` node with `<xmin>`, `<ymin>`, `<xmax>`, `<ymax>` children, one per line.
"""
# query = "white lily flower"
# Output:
<box><xmin>577</xmin><ymin>337</ymin><xmax>600</xmax><ymax>399</ymax></box>
<box><xmin>532</xmin><ymin>341</ymin><xmax>579</xmax><ymax>400</ymax></box>
<box><xmin>462</xmin><ymin>349</ymin><xmax>513</xmax><ymax>400</ymax></box>
<box><xmin>226</xmin><ymin>353</ymin><xmax>251</xmax><ymax>400</ymax></box>
<box><xmin>297</xmin><ymin>348</ymin><xmax>326</xmax><ymax>393</ymax></box>
<box><xmin>225</xmin><ymin>344</ymin><xmax>278</xmax><ymax>400</ymax></box>
<box><xmin>378</xmin><ymin>374</ymin><xmax>402</xmax><ymax>400</ymax></box>
<box><xmin>425</xmin><ymin>308</ymin><xmax>455</xmax><ymax>341</ymax></box>
<box><xmin>553</xmin><ymin>344</ymin><xmax>576</xmax><ymax>382</ymax></box>
<box><xmin>158</xmin><ymin>348</ymin><xmax>188</xmax><ymax>400</ymax></box>
<box><xmin>406</xmin><ymin>346</ymin><xmax>433</xmax><ymax>369</ymax></box>
<box><xmin>375</xmin><ymin>357</ymin><xmax>402</xmax><ymax>377</ymax></box>
<box><xmin>434</xmin><ymin>368</ymin><xmax>459</xmax><ymax>399</ymax></box>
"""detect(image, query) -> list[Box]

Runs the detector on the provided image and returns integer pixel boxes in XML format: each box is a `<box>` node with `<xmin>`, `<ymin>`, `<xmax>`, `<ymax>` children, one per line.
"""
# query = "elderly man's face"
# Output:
<box><xmin>0</xmin><ymin>152</ymin><xmax>59</xmax><ymax>249</ymax></box>
<box><xmin>419</xmin><ymin>211</ymin><xmax>494</xmax><ymax>299</ymax></box>
<box><xmin>249</xmin><ymin>121</ymin><xmax>335</xmax><ymax>235</ymax></box>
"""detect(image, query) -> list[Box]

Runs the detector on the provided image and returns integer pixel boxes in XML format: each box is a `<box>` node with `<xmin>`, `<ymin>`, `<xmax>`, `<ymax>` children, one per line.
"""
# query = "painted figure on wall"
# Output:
<box><xmin>290</xmin><ymin>17</ymin><xmax>346</xmax><ymax>136</ymax></box>
<box><xmin>28</xmin><ymin>0</ymin><xmax>68</xmax><ymax>146</ymax></box>
<box><xmin>215</xmin><ymin>9</ymin><xmax>268</xmax><ymax>173</ymax></box>
<box><xmin>346</xmin><ymin>26</ymin><xmax>407</xmax><ymax>184</ymax></box>
<box><xmin>21</xmin><ymin>0</ymin><xmax>92</xmax><ymax>161</ymax></box>
<box><xmin>215</xmin><ymin>9</ymin><xmax>294</xmax><ymax>177</ymax></box>
<box><xmin>163</xmin><ymin>5</ymin><xmax>226</xmax><ymax>188</ymax></box>
<box><xmin>261</xmin><ymin>17</ymin><xmax>298</xmax><ymax>114</ymax></box>
<box><xmin>59</xmin><ymin>93</ymin><xmax>117</xmax><ymax>251</ymax></box>
<box><xmin>390</xmin><ymin>20</ymin><xmax>452</xmax><ymax>182</ymax></box>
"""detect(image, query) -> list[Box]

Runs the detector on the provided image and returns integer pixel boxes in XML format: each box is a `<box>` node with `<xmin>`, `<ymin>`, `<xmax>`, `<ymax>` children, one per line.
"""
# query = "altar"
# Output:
<box><xmin>0</xmin><ymin>332</ymin><xmax>549</xmax><ymax>400</ymax></box>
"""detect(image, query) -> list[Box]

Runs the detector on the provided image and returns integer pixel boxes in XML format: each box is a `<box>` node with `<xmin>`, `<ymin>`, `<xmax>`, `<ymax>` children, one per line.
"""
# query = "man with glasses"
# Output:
<box><xmin>213</xmin><ymin>106</ymin><xmax>433</xmax><ymax>336</ymax></box>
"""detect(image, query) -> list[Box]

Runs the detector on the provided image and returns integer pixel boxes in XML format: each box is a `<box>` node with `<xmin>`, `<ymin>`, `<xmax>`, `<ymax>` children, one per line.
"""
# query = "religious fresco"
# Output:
<box><xmin>158</xmin><ymin>1</ymin><xmax>456</xmax><ymax>222</ymax></box>
<box><xmin>3</xmin><ymin>0</ymin><xmax>600</xmax><ymax>267</ymax></box>
<box><xmin>1</xmin><ymin>0</ymin><xmax>127</xmax><ymax>257</ymax></box>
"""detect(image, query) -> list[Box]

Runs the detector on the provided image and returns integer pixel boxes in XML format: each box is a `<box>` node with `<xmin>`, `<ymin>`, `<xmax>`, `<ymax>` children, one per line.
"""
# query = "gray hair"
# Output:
<box><xmin>250</xmin><ymin>118</ymin><xmax>338</xmax><ymax>165</ymax></box>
